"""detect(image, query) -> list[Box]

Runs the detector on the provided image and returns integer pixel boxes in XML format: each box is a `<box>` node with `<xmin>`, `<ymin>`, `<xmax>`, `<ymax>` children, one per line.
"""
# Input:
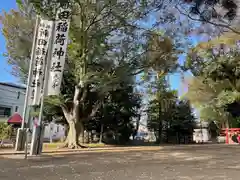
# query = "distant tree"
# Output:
<box><xmin>86</xmin><ymin>82</ymin><xmax>141</xmax><ymax>144</ymax></box>
<box><xmin>169</xmin><ymin>100</ymin><xmax>195</xmax><ymax>143</ymax></box>
<box><xmin>184</xmin><ymin>38</ymin><xmax>240</xmax><ymax>127</ymax></box>
<box><xmin>146</xmin><ymin>74</ymin><xmax>178</xmax><ymax>143</ymax></box>
<box><xmin>147</xmin><ymin>77</ymin><xmax>195</xmax><ymax>143</ymax></box>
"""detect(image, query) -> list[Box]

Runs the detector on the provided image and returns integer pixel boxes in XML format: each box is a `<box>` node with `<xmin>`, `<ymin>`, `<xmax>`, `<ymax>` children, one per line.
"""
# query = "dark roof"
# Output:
<box><xmin>0</xmin><ymin>82</ymin><xmax>26</xmax><ymax>90</ymax></box>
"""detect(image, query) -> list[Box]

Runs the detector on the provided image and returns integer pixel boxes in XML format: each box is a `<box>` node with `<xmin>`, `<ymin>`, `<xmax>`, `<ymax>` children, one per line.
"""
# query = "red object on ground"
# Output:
<box><xmin>237</xmin><ymin>136</ymin><xmax>240</xmax><ymax>143</ymax></box>
<box><xmin>222</xmin><ymin>128</ymin><xmax>240</xmax><ymax>144</ymax></box>
<box><xmin>7</xmin><ymin>113</ymin><xmax>23</xmax><ymax>124</ymax></box>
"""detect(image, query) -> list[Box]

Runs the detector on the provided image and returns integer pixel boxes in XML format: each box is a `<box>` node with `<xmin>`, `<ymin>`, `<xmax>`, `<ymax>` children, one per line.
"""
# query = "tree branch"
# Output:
<box><xmin>175</xmin><ymin>6</ymin><xmax>240</xmax><ymax>35</ymax></box>
<box><xmin>73</xmin><ymin>85</ymin><xmax>81</xmax><ymax>104</ymax></box>
<box><xmin>130</xmin><ymin>65</ymin><xmax>149</xmax><ymax>76</ymax></box>
<box><xmin>85</xmin><ymin>101</ymin><xmax>102</xmax><ymax>121</ymax></box>
<box><xmin>85</xmin><ymin>4</ymin><xmax>110</xmax><ymax>31</ymax></box>
<box><xmin>60</xmin><ymin>104</ymin><xmax>71</xmax><ymax>122</ymax></box>
<box><xmin>80</xmin><ymin>87</ymin><xmax>88</xmax><ymax>103</ymax></box>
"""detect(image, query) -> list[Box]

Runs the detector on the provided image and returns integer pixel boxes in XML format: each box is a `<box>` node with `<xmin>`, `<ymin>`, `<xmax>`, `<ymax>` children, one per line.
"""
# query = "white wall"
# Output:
<box><xmin>193</xmin><ymin>129</ymin><xmax>210</xmax><ymax>143</ymax></box>
<box><xmin>0</xmin><ymin>83</ymin><xmax>25</xmax><ymax>122</ymax></box>
<box><xmin>44</xmin><ymin>122</ymin><xmax>65</xmax><ymax>141</ymax></box>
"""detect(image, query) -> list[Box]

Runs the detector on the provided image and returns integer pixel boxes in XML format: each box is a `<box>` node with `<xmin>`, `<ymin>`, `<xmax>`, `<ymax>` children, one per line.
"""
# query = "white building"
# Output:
<box><xmin>0</xmin><ymin>82</ymin><xmax>26</xmax><ymax>122</ymax></box>
<box><xmin>44</xmin><ymin>122</ymin><xmax>65</xmax><ymax>142</ymax></box>
<box><xmin>134</xmin><ymin>124</ymin><xmax>156</xmax><ymax>142</ymax></box>
<box><xmin>0</xmin><ymin>82</ymin><xmax>65</xmax><ymax>141</ymax></box>
<box><xmin>193</xmin><ymin>121</ymin><xmax>211</xmax><ymax>143</ymax></box>
<box><xmin>193</xmin><ymin>129</ymin><xmax>211</xmax><ymax>143</ymax></box>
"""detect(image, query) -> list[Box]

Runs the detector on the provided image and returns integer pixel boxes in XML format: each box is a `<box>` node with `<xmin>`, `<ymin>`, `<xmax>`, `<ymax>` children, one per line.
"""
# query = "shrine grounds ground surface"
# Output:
<box><xmin>0</xmin><ymin>144</ymin><xmax>240</xmax><ymax>180</ymax></box>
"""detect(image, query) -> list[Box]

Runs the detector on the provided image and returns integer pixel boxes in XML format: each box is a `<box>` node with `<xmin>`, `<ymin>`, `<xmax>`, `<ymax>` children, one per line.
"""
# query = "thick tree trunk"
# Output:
<box><xmin>61</xmin><ymin>84</ymin><xmax>100</xmax><ymax>148</ymax></box>
<box><xmin>65</xmin><ymin>121</ymin><xmax>78</xmax><ymax>148</ymax></box>
<box><xmin>62</xmin><ymin>85</ymin><xmax>83</xmax><ymax>148</ymax></box>
<box><xmin>63</xmin><ymin>120</ymin><xmax>86</xmax><ymax>149</ymax></box>
<box><xmin>61</xmin><ymin>86</ymin><xmax>85</xmax><ymax>148</ymax></box>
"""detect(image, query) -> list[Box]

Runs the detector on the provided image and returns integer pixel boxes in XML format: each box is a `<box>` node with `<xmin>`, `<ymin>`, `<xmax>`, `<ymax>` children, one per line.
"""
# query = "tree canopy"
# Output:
<box><xmin>146</xmin><ymin>73</ymin><xmax>195</xmax><ymax>144</ymax></box>
<box><xmin>184</xmin><ymin>33</ymin><xmax>240</xmax><ymax>128</ymax></box>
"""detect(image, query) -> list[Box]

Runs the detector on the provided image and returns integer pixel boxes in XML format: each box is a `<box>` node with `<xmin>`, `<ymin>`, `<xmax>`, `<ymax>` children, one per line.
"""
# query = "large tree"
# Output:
<box><xmin>88</xmin><ymin>84</ymin><xmax>141</xmax><ymax>144</ymax></box>
<box><xmin>184</xmin><ymin>76</ymin><xmax>231</xmax><ymax>127</ymax></box>
<box><xmin>184</xmin><ymin>38</ymin><xmax>240</xmax><ymax>127</ymax></box>
<box><xmin>146</xmin><ymin>74</ymin><xmax>195</xmax><ymax>143</ymax></box>
<box><xmin>146</xmin><ymin>74</ymin><xmax>177</xmax><ymax>143</ymax></box>
<box><xmin>169</xmin><ymin>100</ymin><xmax>195</xmax><ymax>143</ymax></box>
<box><xmin>1</xmin><ymin>0</ymin><xmax>178</xmax><ymax>148</ymax></box>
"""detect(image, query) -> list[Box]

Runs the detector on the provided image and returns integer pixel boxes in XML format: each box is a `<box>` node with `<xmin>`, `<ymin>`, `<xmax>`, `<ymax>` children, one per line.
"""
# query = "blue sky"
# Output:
<box><xmin>0</xmin><ymin>0</ymin><xmax>17</xmax><ymax>83</ymax></box>
<box><xmin>0</xmin><ymin>0</ymin><xmax>194</xmax><ymax>95</ymax></box>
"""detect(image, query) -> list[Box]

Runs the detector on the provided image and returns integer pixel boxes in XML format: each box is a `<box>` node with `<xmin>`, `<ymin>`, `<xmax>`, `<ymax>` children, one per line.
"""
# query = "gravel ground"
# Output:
<box><xmin>0</xmin><ymin>144</ymin><xmax>240</xmax><ymax>180</ymax></box>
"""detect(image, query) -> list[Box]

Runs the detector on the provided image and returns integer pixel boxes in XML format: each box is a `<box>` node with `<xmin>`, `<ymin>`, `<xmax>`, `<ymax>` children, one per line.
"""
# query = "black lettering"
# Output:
<box><xmin>31</xmin><ymin>89</ymin><xmax>35</xmax><ymax>99</ymax></box>
<box><xmin>31</xmin><ymin>79</ymin><xmax>41</xmax><ymax>87</ymax></box>
<box><xmin>38</xmin><ymin>70</ymin><xmax>43</xmax><ymax>76</ymax></box>
<box><xmin>50</xmin><ymin>62</ymin><xmax>62</xmax><ymax>72</ymax></box>
<box><xmin>55</xmin><ymin>33</ymin><xmax>66</xmax><ymax>46</ymax></box>
<box><xmin>56</xmin><ymin>22</ymin><xmax>68</xmax><ymax>32</ymax></box>
<box><xmin>38</xmin><ymin>39</ymin><xmax>47</xmax><ymax>46</ymax></box>
<box><xmin>57</xmin><ymin>10</ymin><xmax>71</xmax><ymax>20</ymax></box>
<box><xmin>53</xmin><ymin>47</ymin><xmax>65</xmax><ymax>59</ymax></box>
<box><xmin>52</xmin><ymin>74</ymin><xmax>61</xmax><ymax>88</ymax></box>
<box><xmin>36</xmin><ymin>79</ymin><xmax>41</xmax><ymax>87</ymax></box>
<box><xmin>41</xmin><ymin>48</ymin><xmax>47</xmax><ymax>55</ymax></box>
<box><xmin>32</xmin><ymin>68</ymin><xmax>37</xmax><ymax>76</ymax></box>
<box><xmin>35</xmin><ymin>47</ymin><xmax>41</xmax><ymax>56</ymax></box>
<box><xmin>39</xmin><ymin>28</ymin><xmax>49</xmax><ymax>38</ymax></box>
<box><xmin>31</xmin><ymin>80</ymin><xmax>36</xmax><ymax>87</ymax></box>
<box><xmin>36</xmin><ymin>47</ymin><xmax>46</xmax><ymax>56</ymax></box>
<box><xmin>36</xmin><ymin>56</ymin><xmax>44</xmax><ymax>66</ymax></box>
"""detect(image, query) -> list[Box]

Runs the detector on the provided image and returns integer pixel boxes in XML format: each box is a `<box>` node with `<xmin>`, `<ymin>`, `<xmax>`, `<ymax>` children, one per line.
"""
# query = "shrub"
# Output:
<box><xmin>0</xmin><ymin>122</ymin><xmax>12</xmax><ymax>140</ymax></box>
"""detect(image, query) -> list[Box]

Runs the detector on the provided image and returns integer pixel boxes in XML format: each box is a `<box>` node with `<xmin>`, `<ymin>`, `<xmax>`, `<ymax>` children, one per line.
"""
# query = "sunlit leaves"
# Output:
<box><xmin>192</xmin><ymin>32</ymin><xmax>240</xmax><ymax>53</ymax></box>
<box><xmin>146</xmin><ymin>33</ymin><xmax>178</xmax><ymax>73</ymax></box>
<box><xmin>184</xmin><ymin>41</ymin><xmax>240</xmax><ymax>123</ymax></box>
<box><xmin>0</xmin><ymin>8</ymin><xmax>35</xmax><ymax>82</ymax></box>
<box><xmin>0</xmin><ymin>123</ymin><xmax>12</xmax><ymax>140</ymax></box>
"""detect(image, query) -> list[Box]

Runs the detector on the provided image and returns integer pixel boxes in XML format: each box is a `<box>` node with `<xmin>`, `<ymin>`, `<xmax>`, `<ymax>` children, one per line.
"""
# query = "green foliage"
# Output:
<box><xmin>0</xmin><ymin>10</ymin><xmax>35</xmax><ymax>81</ymax></box>
<box><xmin>0</xmin><ymin>123</ymin><xmax>12</xmax><ymax>140</ymax></box>
<box><xmin>184</xmin><ymin>38</ymin><xmax>240</xmax><ymax>127</ymax></box>
<box><xmin>191</xmin><ymin>32</ymin><xmax>240</xmax><ymax>52</ymax></box>
<box><xmin>185</xmin><ymin>76</ymin><xmax>231</xmax><ymax>125</ymax></box>
<box><xmin>86</xmin><ymin>83</ymin><xmax>141</xmax><ymax>142</ymax></box>
<box><xmin>170</xmin><ymin>100</ymin><xmax>196</xmax><ymax>130</ymax></box>
<box><xmin>146</xmin><ymin>74</ymin><xmax>195</xmax><ymax>142</ymax></box>
<box><xmin>117</xmin><ymin>123</ymin><xmax>134</xmax><ymax>144</ymax></box>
